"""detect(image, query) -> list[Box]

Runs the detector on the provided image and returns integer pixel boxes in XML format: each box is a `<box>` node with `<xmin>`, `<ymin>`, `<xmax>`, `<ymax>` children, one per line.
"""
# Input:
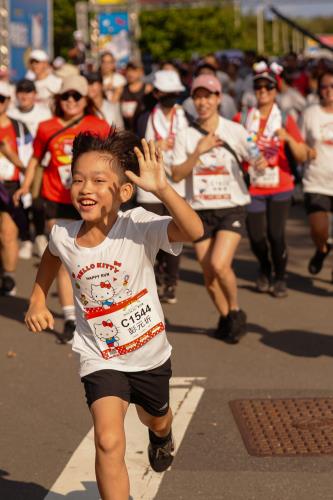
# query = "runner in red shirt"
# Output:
<box><xmin>234</xmin><ymin>63</ymin><xmax>307</xmax><ymax>298</ymax></box>
<box><xmin>14</xmin><ymin>75</ymin><xmax>110</xmax><ymax>341</ymax></box>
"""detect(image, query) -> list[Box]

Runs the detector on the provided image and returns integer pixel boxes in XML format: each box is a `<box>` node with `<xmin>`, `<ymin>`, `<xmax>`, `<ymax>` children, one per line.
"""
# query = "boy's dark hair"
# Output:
<box><xmin>71</xmin><ymin>129</ymin><xmax>142</xmax><ymax>181</ymax></box>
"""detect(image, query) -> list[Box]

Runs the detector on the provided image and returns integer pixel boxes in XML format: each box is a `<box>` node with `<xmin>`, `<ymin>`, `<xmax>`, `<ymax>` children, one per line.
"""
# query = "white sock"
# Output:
<box><xmin>63</xmin><ymin>305</ymin><xmax>76</xmax><ymax>322</ymax></box>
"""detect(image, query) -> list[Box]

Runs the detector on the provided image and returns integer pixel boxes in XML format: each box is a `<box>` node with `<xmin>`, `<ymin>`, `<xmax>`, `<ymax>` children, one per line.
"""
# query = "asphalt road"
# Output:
<box><xmin>1</xmin><ymin>203</ymin><xmax>333</xmax><ymax>500</ymax></box>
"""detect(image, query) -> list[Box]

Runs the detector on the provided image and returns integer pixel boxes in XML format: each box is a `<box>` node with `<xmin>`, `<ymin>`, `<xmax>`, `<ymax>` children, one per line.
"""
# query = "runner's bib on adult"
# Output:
<box><xmin>173</xmin><ymin>116</ymin><xmax>250</xmax><ymax>210</ymax></box>
<box><xmin>48</xmin><ymin>207</ymin><xmax>182</xmax><ymax>377</ymax></box>
<box><xmin>33</xmin><ymin>116</ymin><xmax>110</xmax><ymax>204</ymax></box>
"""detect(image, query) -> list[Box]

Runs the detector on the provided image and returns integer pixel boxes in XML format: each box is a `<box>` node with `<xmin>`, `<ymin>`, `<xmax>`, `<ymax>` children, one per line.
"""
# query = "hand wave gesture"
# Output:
<box><xmin>125</xmin><ymin>139</ymin><xmax>168</xmax><ymax>195</ymax></box>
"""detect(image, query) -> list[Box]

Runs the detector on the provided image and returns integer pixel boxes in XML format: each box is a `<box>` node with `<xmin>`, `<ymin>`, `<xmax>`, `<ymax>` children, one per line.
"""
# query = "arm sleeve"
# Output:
<box><xmin>48</xmin><ymin>225</ymin><xmax>60</xmax><ymax>257</ymax></box>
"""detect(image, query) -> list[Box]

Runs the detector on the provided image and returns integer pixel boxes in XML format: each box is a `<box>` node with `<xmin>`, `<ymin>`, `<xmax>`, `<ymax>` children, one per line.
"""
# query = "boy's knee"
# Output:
<box><xmin>95</xmin><ymin>431</ymin><xmax>125</xmax><ymax>458</ymax></box>
<box><xmin>212</xmin><ymin>261</ymin><xmax>230</xmax><ymax>280</ymax></box>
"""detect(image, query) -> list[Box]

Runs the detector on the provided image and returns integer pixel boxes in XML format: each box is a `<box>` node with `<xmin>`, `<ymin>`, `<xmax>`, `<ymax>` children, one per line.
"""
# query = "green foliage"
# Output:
<box><xmin>53</xmin><ymin>0</ymin><xmax>76</xmax><ymax>58</ymax></box>
<box><xmin>139</xmin><ymin>6</ymin><xmax>256</xmax><ymax>60</ymax></box>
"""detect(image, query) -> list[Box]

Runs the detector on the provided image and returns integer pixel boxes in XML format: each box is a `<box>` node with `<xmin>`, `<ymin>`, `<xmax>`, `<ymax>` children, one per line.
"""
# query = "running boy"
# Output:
<box><xmin>25</xmin><ymin>130</ymin><xmax>203</xmax><ymax>500</ymax></box>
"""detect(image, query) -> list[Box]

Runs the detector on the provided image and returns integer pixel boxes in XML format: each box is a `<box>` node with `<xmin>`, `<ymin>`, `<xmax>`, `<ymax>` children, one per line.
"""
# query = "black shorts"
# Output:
<box><xmin>195</xmin><ymin>206</ymin><xmax>246</xmax><ymax>243</ymax></box>
<box><xmin>304</xmin><ymin>193</ymin><xmax>333</xmax><ymax>215</ymax></box>
<box><xmin>0</xmin><ymin>181</ymin><xmax>25</xmax><ymax>225</ymax></box>
<box><xmin>81</xmin><ymin>357</ymin><xmax>172</xmax><ymax>417</ymax></box>
<box><xmin>43</xmin><ymin>198</ymin><xmax>80</xmax><ymax>221</ymax></box>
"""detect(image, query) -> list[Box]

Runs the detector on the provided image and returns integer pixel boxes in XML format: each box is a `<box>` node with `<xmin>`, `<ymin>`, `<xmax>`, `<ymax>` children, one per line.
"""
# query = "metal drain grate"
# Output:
<box><xmin>230</xmin><ymin>398</ymin><xmax>333</xmax><ymax>457</ymax></box>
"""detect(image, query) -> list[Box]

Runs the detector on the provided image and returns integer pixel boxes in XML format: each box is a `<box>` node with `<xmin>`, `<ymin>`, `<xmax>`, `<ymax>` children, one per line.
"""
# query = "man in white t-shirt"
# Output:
<box><xmin>26</xmin><ymin>50</ymin><xmax>62</xmax><ymax>108</ymax></box>
<box><xmin>24</xmin><ymin>130</ymin><xmax>203</xmax><ymax>497</ymax></box>
<box><xmin>137</xmin><ymin>70</ymin><xmax>188</xmax><ymax>304</ymax></box>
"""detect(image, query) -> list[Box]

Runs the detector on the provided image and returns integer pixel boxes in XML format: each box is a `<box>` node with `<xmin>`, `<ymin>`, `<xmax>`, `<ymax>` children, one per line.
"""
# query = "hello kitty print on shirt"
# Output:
<box><xmin>91</xmin><ymin>281</ymin><xmax>116</xmax><ymax>308</ymax></box>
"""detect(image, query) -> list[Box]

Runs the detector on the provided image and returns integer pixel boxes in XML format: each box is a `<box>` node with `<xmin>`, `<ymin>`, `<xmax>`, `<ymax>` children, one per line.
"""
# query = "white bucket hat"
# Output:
<box><xmin>153</xmin><ymin>70</ymin><xmax>185</xmax><ymax>93</ymax></box>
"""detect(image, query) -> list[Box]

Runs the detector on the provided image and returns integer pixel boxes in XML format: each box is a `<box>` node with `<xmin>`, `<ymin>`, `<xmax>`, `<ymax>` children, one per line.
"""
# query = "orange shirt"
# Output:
<box><xmin>0</xmin><ymin>122</ymin><xmax>20</xmax><ymax>182</ymax></box>
<box><xmin>34</xmin><ymin>115</ymin><xmax>110</xmax><ymax>204</ymax></box>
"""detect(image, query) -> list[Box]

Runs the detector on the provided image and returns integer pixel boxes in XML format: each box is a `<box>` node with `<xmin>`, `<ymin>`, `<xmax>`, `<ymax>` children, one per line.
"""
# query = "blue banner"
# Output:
<box><xmin>98</xmin><ymin>12</ymin><xmax>130</xmax><ymax>67</ymax></box>
<box><xmin>9</xmin><ymin>0</ymin><xmax>51</xmax><ymax>81</ymax></box>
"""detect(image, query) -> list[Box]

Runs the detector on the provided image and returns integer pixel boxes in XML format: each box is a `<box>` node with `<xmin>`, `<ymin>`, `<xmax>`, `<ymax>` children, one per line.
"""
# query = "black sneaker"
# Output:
<box><xmin>308</xmin><ymin>245</ymin><xmax>331</xmax><ymax>275</ymax></box>
<box><xmin>61</xmin><ymin>320</ymin><xmax>76</xmax><ymax>343</ymax></box>
<box><xmin>224</xmin><ymin>309</ymin><xmax>247</xmax><ymax>344</ymax></box>
<box><xmin>255</xmin><ymin>272</ymin><xmax>271</xmax><ymax>293</ymax></box>
<box><xmin>161</xmin><ymin>285</ymin><xmax>177</xmax><ymax>305</ymax></box>
<box><xmin>148</xmin><ymin>434</ymin><xmax>175</xmax><ymax>472</ymax></box>
<box><xmin>272</xmin><ymin>279</ymin><xmax>288</xmax><ymax>298</ymax></box>
<box><xmin>214</xmin><ymin>315</ymin><xmax>229</xmax><ymax>339</ymax></box>
<box><xmin>0</xmin><ymin>275</ymin><xmax>16</xmax><ymax>296</ymax></box>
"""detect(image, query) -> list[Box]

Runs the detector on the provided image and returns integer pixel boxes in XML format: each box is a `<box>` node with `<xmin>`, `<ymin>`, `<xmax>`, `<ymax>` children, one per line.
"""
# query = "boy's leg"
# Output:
<box><xmin>136</xmin><ymin>405</ymin><xmax>174</xmax><ymax>472</ymax></box>
<box><xmin>91</xmin><ymin>396</ymin><xmax>129</xmax><ymax>500</ymax></box>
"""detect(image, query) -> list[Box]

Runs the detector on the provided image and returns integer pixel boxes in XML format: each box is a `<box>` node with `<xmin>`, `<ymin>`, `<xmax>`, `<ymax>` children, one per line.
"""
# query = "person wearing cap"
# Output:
<box><xmin>7</xmin><ymin>79</ymin><xmax>52</xmax><ymax>260</ymax></box>
<box><xmin>86</xmin><ymin>72</ymin><xmax>124</xmax><ymax>129</ymax></box>
<box><xmin>26</xmin><ymin>50</ymin><xmax>62</xmax><ymax>108</ymax></box>
<box><xmin>172</xmin><ymin>74</ymin><xmax>252</xmax><ymax>343</ymax></box>
<box><xmin>120</xmin><ymin>61</ymin><xmax>153</xmax><ymax>131</ymax></box>
<box><xmin>136</xmin><ymin>69</ymin><xmax>188</xmax><ymax>304</ymax></box>
<box><xmin>13</xmin><ymin>75</ymin><xmax>110</xmax><ymax>342</ymax></box>
<box><xmin>234</xmin><ymin>62</ymin><xmax>307</xmax><ymax>298</ymax></box>
<box><xmin>0</xmin><ymin>81</ymin><xmax>30</xmax><ymax>295</ymax></box>
<box><xmin>98</xmin><ymin>51</ymin><xmax>126</xmax><ymax>103</ymax></box>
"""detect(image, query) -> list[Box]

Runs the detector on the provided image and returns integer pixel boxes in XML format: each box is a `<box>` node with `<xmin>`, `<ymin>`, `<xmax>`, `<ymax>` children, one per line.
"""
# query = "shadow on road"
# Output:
<box><xmin>248</xmin><ymin>322</ymin><xmax>333</xmax><ymax>358</ymax></box>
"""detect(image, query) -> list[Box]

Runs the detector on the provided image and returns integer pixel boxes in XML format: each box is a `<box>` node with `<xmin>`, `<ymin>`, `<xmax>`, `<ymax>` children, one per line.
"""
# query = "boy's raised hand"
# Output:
<box><xmin>25</xmin><ymin>304</ymin><xmax>54</xmax><ymax>333</ymax></box>
<box><xmin>126</xmin><ymin>139</ymin><xmax>168</xmax><ymax>195</ymax></box>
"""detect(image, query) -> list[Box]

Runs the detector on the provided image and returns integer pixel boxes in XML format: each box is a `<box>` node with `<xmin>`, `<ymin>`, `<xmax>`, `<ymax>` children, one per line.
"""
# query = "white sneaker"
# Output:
<box><xmin>35</xmin><ymin>235</ymin><xmax>48</xmax><ymax>258</ymax></box>
<box><xmin>19</xmin><ymin>241</ymin><xmax>33</xmax><ymax>259</ymax></box>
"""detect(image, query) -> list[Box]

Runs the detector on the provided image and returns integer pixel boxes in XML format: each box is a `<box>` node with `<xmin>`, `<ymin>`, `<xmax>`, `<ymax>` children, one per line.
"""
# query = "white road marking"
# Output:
<box><xmin>45</xmin><ymin>377</ymin><xmax>205</xmax><ymax>500</ymax></box>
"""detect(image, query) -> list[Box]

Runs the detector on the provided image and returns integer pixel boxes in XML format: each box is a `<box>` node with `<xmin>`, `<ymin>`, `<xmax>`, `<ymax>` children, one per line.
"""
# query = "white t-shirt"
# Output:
<box><xmin>34</xmin><ymin>74</ymin><xmax>62</xmax><ymax>107</ymax></box>
<box><xmin>137</xmin><ymin>104</ymin><xmax>187</xmax><ymax>203</ymax></box>
<box><xmin>172</xmin><ymin>116</ymin><xmax>251</xmax><ymax>210</ymax></box>
<box><xmin>301</xmin><ymin>104</ymin><xmax>333</xmax><ymax>195</ymax></box>
<box><xmin>48</xmin><ymin>207</ymin><xmax>182</xmax><ymax>377</ymax></box>
<box><xmin>103</xmin><ymin>73</ymin><xmax>126</xmax><ymax>101</ymax></box>
<box><xmin>8</xmin><ymin>103</ymin><xmax>52</xmax><ymax>137</ymax></box>
<box><xmin>100</xmin><ymin>99</ymin><xmax>124</xmax><ymax>129</ymax></box>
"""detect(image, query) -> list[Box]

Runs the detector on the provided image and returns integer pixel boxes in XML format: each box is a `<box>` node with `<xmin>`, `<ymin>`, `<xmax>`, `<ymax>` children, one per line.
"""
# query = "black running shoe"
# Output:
<box><xmin>0</xmin><ymin>275</ymin><xmax>16</xmax><ymax>296</ymax></box>
<box><xmin>214</xmin><ymin>315</ymin><xmax>229</xmax><ymax>339</ymax></box>
<box><xmin>224</xmin><ymin>309</ymin><xmax>247</xmax><ymax>344</ymax></box>
<box><xmin>272</xmin><ymin>279</ymin><xmax>288</xmax><ymax>298</ymax></box>
<box><xmin>148</xmin><ymin>434</ymin><xmax>175</xmax><ymax>473</ymax></box>
<box><xmin>308</xmin><ymin>245</ymin><xmax>331</xmax><ymax>275</ymax></box>
<box><xmin>161</xmin><ymin>285</ymin><xmax>177</xmax><ymax>305</ymax></box>
<box><xmin>255</xmin><ymin>272</ymin><xmax>271</xmax><ymax>293</ymax></box>
<box><xmin>61</xmin><ymin>320</ymin><xmax>76</xmax><ymax>343</ymax></box>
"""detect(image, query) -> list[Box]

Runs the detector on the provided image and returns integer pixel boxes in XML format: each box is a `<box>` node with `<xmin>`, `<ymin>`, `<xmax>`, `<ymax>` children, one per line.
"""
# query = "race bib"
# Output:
<box><xmin>249</xmin><ymin>166</ymin><xmax>280</xmax><ymax>188</ymax></box>
<box><xmin>85</xmin><ymin>288</ymin><xmax>164</xmax><ymax>360</ymax></box>
<box><xmin>193</xmin><ymin>166</ymin><xmax>231</xmax><ymax>200</ymax></box>
<box><xmin>58</xmin><ymin>165</ymin><xmax>72</xmax><ymax>189</ymax></box>
<box><xmin>121</xmin><ymin>100</ymin><xmax>138</xmax><ymax>118</ymax></box>
<box><xmin>0</xmin><ymin>157</ymin><xmax>15</xmax><ymax>181</ymax></box>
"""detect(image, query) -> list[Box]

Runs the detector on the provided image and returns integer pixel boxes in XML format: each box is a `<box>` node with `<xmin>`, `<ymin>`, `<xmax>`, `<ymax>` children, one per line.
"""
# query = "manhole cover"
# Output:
<box><xmin>230</xmin><ymin>398</ymin><xmax>333</xmax><ymax>457</ymax></box>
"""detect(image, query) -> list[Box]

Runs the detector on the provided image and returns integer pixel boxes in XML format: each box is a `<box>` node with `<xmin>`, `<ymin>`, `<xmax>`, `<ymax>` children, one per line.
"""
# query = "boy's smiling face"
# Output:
<box><xmin>71</xmin><ymin>151</ymin><xmax>133</xmax><ymax>224</ymax></box>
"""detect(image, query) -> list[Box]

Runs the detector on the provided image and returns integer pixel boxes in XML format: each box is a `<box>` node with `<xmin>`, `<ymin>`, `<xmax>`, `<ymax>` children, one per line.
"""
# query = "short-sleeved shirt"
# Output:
<box><xmin>234</xmin><ymin>110</ymin><xmax>304</xmax><ymax>196</ymax></box>
<box><xmin>33</xmin><ymin>115</ymin><xmax>110</xmax><ymax>204</ymax></box>
<box><xmin>48</xmin><ymin>207</ymin><xmax>182</xmax><ymax>377</ymax></box>
<box><xmin>301</xmin><ymin>104</ymin><xmax>333</xmax><ymax>196</ymax></box>
<box><xmin>0</xmin><ymin>121</ymin><xmax>20</xmax><ymax>181</ymax></box>
<box><xmin>172</xmin><ymin>116</ymin><xmax>251</xmax><ymax>210</ymax></box>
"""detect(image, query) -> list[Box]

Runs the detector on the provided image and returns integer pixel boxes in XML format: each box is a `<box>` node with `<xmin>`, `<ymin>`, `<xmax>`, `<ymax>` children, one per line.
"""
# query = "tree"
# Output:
<box><xmin>53</xmin><ymin>0</ymin><xmax>76</xmax><ymax>58</ymax></box>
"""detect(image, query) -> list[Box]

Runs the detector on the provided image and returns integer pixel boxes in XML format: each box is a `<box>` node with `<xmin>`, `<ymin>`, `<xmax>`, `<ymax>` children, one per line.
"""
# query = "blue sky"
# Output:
<box><xmin>241</xmin><ymin>1</ymin><xmax>333</xmax><ymax>19</ymax></box>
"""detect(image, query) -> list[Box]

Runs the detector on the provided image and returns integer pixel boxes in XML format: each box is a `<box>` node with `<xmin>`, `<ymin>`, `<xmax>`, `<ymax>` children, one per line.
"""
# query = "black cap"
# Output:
<box><xmin>16</xmin><ymin>79</ymin><xmax>36</xmax><ymax>93</ymax></box>
<box><xmin>85</xmin><ymin>72</ymin><xmax>103</xmax><ymax>84</ymax></box>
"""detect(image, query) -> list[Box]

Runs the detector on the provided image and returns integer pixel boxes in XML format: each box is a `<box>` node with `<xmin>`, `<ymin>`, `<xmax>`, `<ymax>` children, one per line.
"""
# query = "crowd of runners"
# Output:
<box><xmin>2</xmin><ymin>43</ymin><xmax>333</xmax><ymax>497</ymax></box>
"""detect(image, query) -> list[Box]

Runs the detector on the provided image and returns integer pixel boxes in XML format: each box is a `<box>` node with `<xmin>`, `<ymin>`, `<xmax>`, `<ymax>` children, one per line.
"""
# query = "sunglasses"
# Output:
<box><xmin>0</xmin><ymin>95</ymin><xmax>8</xmax><ymax>103</ymax></box>
<box><xmin>254</xmin><ymin>82</ymin><xmax>276</xmax><ymax>91</ymax></box>
<box><xmin>60</xmin><ymin>91</ymin><xmax>83</xmax><ymax>102</ymax></box>
<box><xmin>320</xmin><ymin>83</ymin><xmax>333</xmax><ymax>91</ymax></box>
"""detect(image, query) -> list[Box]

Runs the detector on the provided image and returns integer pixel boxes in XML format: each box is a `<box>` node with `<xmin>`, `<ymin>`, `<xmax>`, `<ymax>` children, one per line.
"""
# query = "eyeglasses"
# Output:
<box><xmin>254</xmin><ymin>82</ymin><xmax>276</xmax><ymax>91</ymax></box>
<box><xmin>60</xmin><ymin>91</ymin><xmax>83</xmax><ymax>102</ymax></box>
<box><xmin>0</xmin><ymin>95</ymin><xmax>8</xmax><ymax>103</ymax></box>
<box><xmin>320</xmin><ymin>83</ymin><xmax>333</xmax><ymax>91</ymax></box>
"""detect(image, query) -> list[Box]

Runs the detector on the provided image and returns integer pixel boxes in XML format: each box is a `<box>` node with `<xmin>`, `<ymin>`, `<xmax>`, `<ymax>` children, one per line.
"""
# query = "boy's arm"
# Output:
<box><xmin>25</xmin><ymin>247</ymin><xmax>62</xmax><ymax>333</ymax></box>
<box><xmin>126</xmin><ymin>139</ymin><xmax>204</xmax><ymax>242</ymax></box>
